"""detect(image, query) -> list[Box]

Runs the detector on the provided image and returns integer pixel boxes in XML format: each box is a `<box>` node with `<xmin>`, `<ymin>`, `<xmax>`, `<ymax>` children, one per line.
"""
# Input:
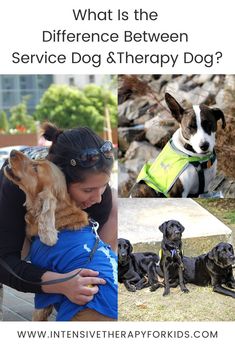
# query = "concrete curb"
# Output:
<box><xmin>118</xmin><ymin>198</ymin><xmax>233</xmax><ymax>255</ymax></box>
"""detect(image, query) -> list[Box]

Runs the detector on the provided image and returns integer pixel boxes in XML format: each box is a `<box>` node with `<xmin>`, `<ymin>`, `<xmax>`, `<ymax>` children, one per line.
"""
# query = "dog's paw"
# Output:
<box><xmin>128</xmin><ymin>285</ymin><xmax>136</xmax><ymax>292</ymax></box>
<box><xmin>150</xmin><ymin>286</ymin><xmax>157</xmax><ymax>292</ymax></box>
<box><xmin>182</xmin><ymin>288</ymin><xmax>189</xmax><ymax>293</ymax></box>
<box><xmin>150</xmin><ymin>284</ymin><xmax>161</xmax><ymax>292</ymax></box>
<box><xmin>43</xmin><ymin>236</ymin><xmax>58</xmax><ymax>246</ymax></box>
<box><xmin>163</xmin><ymin>290</ymin><xmax>170</xmax><ymax>296</ymax></box>
<box><xmin>226</xmin><ymin>281</ymin><xmax>235</xmax><ymax>289</ymax></box>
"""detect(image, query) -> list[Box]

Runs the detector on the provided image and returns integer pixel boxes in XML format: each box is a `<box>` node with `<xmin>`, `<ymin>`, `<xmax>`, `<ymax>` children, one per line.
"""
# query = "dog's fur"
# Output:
<box><xmin>4</xmin><ymin>150</ymin><xmax>91</xmax><ymax>320</ymax></box>
<box><xmin>183</xmin><ymin>242</ymin><xmax>235</xmax><ymax>298</ymax></box>
<box><xmin>131</xmin><ymin>93</ymin><xmax>226</xmax><ymax>198</ymax></box>
<box><xmin>118</xmin><ymin>238</ymin><xmax>159</xmax><ymax>292</ymax></box>
<box><xmin>150</xmin><ymin>220</ymin><xmax>189</xmax><ymax>296</ymax></box>
<box><xmin>4</xmin><ymin>150</ymin><xmax>88</xmax><ymax>246</ymax></box>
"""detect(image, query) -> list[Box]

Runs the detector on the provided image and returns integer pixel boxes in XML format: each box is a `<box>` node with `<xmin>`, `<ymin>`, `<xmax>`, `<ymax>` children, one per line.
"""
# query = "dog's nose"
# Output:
<box><xmin>200</xmin><ymin>142</ymin><xmax>209</xmax><ymax>151</ymax></box>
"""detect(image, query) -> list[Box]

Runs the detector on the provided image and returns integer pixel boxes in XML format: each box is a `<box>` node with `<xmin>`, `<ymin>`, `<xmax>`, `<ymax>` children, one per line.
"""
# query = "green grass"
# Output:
<box><xmin>195</xmin><ymin>199</ymin><xmax>235</xmax><ymax>225</ymax></box>
<box><xmin>119</xmin><ymin>281</ymin><xmax>235</xmax><ymax>321</ymax></box>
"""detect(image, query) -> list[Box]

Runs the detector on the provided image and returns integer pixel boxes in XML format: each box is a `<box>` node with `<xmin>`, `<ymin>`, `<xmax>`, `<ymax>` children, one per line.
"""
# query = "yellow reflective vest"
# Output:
<box><xmin>137</xmin><ymin>140</ymin><xmax>215</xmax><ymax>197</ymax></box>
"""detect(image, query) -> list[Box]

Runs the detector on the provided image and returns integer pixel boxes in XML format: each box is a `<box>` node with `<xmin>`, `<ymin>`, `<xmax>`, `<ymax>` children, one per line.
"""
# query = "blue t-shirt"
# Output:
<box><xmin>30</xmin><ymin>226</ymin><xmax>117</xmax><ymax>321</ymax></box>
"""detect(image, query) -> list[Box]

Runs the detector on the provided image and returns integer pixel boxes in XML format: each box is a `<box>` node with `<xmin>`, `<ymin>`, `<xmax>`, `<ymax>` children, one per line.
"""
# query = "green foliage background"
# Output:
<box><xmin>35</xmin><ymin>84</ymin><xmax>117</xmax><ymax>132</ymax></box>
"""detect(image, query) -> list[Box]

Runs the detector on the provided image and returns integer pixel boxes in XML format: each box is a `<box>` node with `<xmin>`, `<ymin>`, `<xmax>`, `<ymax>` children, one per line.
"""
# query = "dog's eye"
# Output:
<box><xmin>188</xmin><ymin>123</ymin><xmax>197</xmax><ymax>129</ymax></box>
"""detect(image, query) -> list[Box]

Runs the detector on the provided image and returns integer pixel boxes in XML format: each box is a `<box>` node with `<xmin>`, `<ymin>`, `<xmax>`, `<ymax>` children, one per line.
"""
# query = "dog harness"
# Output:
<box><xmin>136</xmin><ymin>139</ymin><xmax>216</xmax><ymax>197</ymax></box>
<box><xmin>30</xmin><ymin>226</ymin><xmax>118</xmax><ymax>321</ymax></box>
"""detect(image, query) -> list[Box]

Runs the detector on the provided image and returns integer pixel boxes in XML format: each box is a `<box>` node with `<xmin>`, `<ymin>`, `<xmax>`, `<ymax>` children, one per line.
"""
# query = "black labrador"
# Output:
<box><xmin>183</xmin><ymin>242</ymin><xmax>235</xmax><ymax>298</ymax></box>
<box><xmin>118</xmin><ymin>238</ymin><xmax>159</xmax><ymax>292</ymax></box>
<box><xmin>150</xmin><ymin>220</ymin><xmax>189</xmax><ymax>296</ymax></box>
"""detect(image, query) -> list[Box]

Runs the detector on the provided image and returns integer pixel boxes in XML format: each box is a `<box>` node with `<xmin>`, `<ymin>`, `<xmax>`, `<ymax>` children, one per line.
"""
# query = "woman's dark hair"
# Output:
<box><xmin>42</xmin><ymin>122</ymin><xmax>114</xmax><ymax>183</ymax></box>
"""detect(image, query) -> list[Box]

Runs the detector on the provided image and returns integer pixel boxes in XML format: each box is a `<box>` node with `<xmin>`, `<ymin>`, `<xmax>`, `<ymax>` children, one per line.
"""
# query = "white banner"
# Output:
<box><xmin>0</xmin><ymin>0</ymin><xmax>234</xmax><ymax>73</ymax></box>
<box><xmin>0</xmin><ymin>321</ymin><xmax>234</xmax><ymax>351</ymax></box>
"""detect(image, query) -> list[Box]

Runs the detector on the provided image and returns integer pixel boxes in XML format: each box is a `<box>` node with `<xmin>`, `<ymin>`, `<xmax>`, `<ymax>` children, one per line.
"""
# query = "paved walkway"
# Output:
<box><xmin>1</xmin><ymin>286</ymin><xmax>55</xmax><ymax>321</ymax></box>
<box><xmin>118</xmin><ymin>198</ymin><xmax>232</xmax><ymax>243</ymax></box>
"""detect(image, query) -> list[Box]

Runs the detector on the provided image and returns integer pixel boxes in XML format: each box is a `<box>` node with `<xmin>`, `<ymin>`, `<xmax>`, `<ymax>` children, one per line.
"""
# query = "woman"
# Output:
<box><xmin>0</xmin><ymin>123</ymin><xmax>117</xmax><ymax>313</ymax></box>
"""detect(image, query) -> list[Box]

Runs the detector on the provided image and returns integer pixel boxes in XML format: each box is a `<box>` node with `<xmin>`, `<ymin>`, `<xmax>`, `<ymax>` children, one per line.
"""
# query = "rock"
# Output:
<box><xmin>124</xmin><ymin>159</ymin><xmax>145</xmax><ymax>175</ymax></box>
<box><xmin>215</xmin><ymin>89</ymin><xmax>226</xmax><ymax>110</ymax></box>
<box><xmin>180</xmin><ymin>81</ymin><xmax>198</xmax><ymax>92</ymax></box>
<box><xmin>224</xmin><ymin>75</ymin><xmax>235</xmax><ymax>90</ymax></box>
<box><xmin>201</xmin><ymin>80</ymin><xmax>220</xmax><ymax>98</ymax></box>
<box><xmin>208</xmin><ymin>173</ymin><xmax>235</xmax><ymax>198</ymax></box>
<box><xmin>133</xmin><ymin>113</ymin><xmax>152</xmax><ymax>125</ymax></box>
<box><xmin>144</xmin><ymin>112</ymin><xmax>177</xmax><ymax>146</ymax></box>
<box><xmin>182</xmin><ymin>86</ymin><xmax>210</xmax><ymax>105</ymax></box>
<box><xmin>192</xmin><ymin>74</ymin><xmax>214</xmax><ymax>84</ymax></box>
<box><xmin>118</xmin><ymin>125</ymin><xmax>145</xmax><ymax>152</ymax></box>
<box><xmin>125</xmin><ymin>140</ymin><xmax>159</xmax><ymax>161</ymax></box>
<box><xmin>124</xmin><ymin>141</ymin><xmax>160</xmax><ymax>174</ymax></box>
<box><xmin>164</xmin><ymin>81</ymin><xmax>180</xmax><ymax>95</ymax></box>
<box><xmin>149</xmin><ymin>74</ymin><xmax>172</xmax><ymax>93</ymax></box>
<box><xmin>118</xmin><ymin>163</ymin><xmax>134</xmax><ymax>197</ymax></box>
<box><xmin>118</xmin><ymin>100</ymin><xmax>133</xmax><ymax>125</ymax></box>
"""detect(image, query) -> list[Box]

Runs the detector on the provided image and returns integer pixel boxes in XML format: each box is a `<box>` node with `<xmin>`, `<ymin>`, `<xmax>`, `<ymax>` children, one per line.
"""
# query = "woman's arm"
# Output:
<box><xmin>0</xmin><ymin>168</ymin><xmax>45</xmax><ymax>293</ymax></box>
<box><xmin>0</xmin><ymin>168</ymin><xmax>105</xmax><ymax>303</ymax></box>
<box><xmin>41</xmin><ymin>269</ymin><xmax>106</xmax><ymax>305</ymax></box>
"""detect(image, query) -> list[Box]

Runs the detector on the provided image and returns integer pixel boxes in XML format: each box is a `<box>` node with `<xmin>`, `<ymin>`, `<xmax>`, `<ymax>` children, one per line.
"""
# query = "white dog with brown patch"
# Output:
<box><xmin>131</xmin><ymin>93</ymin><xmax>226</xmax><ymax>198</ymax></box>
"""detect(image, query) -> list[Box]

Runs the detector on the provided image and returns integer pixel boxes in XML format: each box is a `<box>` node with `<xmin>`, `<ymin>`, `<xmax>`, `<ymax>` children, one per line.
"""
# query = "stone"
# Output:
<box><xmin>144</xmin><ymin>112</ymin><xmax>177</xmax><ymax>146</ymax></box>
<box><xmin>192</xmin><ymin>74</ymin><xmax>214</xmax><ymax>84</ymax></box>
<box><xmin>201</xmin><ymin>80</ymin><xmax>220</xmax><ymax>98</ymax></box>
<box><xmin>118</xmin><ymin>163</ymin><xmax>135</xmax><ymax>197</ymax></box>
<box><xmin>118</xmin><ymin>125</ymin><xmax>145</xmax><ymax>152</ymax></box>
<box><xmin>125</xmin><ymin>141</ymin><xmax>159</xmax><ymax>164</ymax></box>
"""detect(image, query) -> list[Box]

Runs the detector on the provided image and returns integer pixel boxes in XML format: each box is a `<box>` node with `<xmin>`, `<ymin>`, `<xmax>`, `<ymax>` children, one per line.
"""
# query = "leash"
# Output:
<box><xmin>0</xmin><ymin>220</ymin><xmax>100</xmax><ymax>286</ymax></box>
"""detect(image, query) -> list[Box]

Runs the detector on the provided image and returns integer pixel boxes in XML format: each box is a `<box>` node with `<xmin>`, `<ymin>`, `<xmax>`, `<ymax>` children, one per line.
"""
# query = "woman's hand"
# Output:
<box><xmin>41</xmin><ymin>268</ymin><xmax>106</xmax><ymax>305</ymax></box>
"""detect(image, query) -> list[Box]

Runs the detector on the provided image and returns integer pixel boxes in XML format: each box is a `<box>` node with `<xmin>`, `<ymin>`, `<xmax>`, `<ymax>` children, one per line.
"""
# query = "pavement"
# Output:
<box><xmin>0</xmin><ymin>286</ymin><xmax>55</xmax><ymax>321</ymax></box>
<box><xmin>118</xmin><ymin>199</ymin><xmax>233</xmax><ymax>252</ymax></box>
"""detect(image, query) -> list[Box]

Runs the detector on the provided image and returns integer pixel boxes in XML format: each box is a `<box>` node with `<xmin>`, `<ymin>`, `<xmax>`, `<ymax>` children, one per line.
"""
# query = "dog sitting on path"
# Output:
<box><xmin>150</xmin><ymin>220</ymin><xmax>189</xmax><ymax>296</ymax></box>
<box><xmin>118</xmin><ymin>238</ymin><xmax>159</xmax><ymax>292</ymax></box>
<box><xmin>131</xmin><ymin>92</ymin><xmax>226</xmax><ymax>197</ymax></box>
<box><xmin>183</xmin><ymin>242</ymin><xmax>235</xmax><ymax>298</ymax></box>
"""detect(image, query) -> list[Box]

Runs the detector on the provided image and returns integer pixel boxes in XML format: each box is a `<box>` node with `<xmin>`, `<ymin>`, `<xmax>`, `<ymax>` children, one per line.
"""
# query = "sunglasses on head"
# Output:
<box><xmin>70</xmin><ymin>141</ymin><xmax>114</xmax><ymax>167</ymax></box>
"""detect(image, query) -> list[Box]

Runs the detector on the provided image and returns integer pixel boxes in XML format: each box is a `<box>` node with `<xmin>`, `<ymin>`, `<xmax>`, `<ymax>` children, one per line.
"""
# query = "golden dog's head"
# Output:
<box><xmin>4</xmin><ymin>150</ymin><xmax>83</xmax><ymax>246</ymax></box>
<box><xmin>4</xmin><ymin>149</ymin><xmax>67</xmax><ymax>199</ymax></box>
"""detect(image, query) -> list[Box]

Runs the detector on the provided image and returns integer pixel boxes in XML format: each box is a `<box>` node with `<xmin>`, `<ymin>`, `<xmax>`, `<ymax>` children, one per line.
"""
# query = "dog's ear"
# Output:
<box><xmin>159</xmin><ymin>222</ymin><xmax>167</xmax><ymax>236</ymax></box>
<box><xmin>210</xmin><ymin>108</ymin><xmax>226</xmax><ymax>129</ymax></box>
<box><xmin>34</xmin><ymin>189</ymin><xmax>58</xmax><ymax>246</ymax></box>
<box><xmin>230</xmin><ymin>244</ymin><xmax>234</xmax><ymax>255</ymax></box>
<box><xmin>127</xmin><ymin>240</ymin><xmax>133</xmax><ymax>254</ymax></box>
<box><xmin>165</xmin><ymin>93</ymin><xmax>184</xmax><ymax>123</ymax></box>
<box><xmin>208</xmin><ymin>246</ymin><xmax>217</xmax><ymax>261</ymax></box>
<box><xmin>177</xmin><ymin>221</ymin><xmax>185</xmax><ymax>233</ymax></box>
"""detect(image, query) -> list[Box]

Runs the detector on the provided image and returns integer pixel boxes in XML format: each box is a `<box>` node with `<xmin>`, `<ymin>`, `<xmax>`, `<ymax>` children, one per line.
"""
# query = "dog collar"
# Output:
<box><xmin>159</xmin><ymin>248</ymin><xmax>182</xmax><ymax>259</ymax></box>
